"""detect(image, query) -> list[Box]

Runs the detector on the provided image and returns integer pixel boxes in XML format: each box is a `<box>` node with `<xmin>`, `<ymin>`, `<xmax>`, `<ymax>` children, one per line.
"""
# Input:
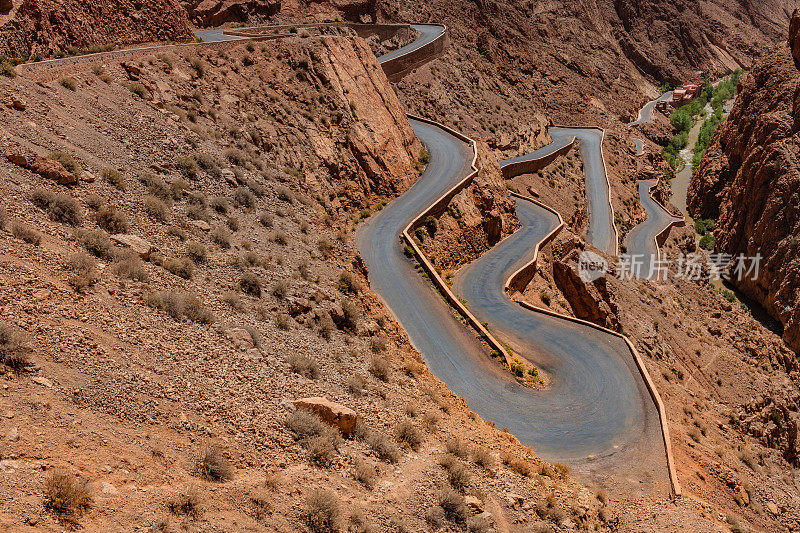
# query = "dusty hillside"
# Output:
<box><xmin>0</xmin><ymin>35</ymin><xmax>622</xmax><ymax>531</ymax></box>
<box><xmin>0</xmin><ymin>0</ymin><xmax>194</xmax><ymax>59</ymax></box>
<box><xmin>689</xmin><ymin>12</ymin><xmax>800</xmax><ymax>355</ymax></box>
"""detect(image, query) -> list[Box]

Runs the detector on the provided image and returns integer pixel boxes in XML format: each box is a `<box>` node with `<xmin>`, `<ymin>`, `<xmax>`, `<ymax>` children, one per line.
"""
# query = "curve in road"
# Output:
<box><xmin>357</xmin><ymin>120</ymin><xmax>670</xmax><ymax>495</ymax></box>
<box><xmin>377</xmin><ymin>24</ymin><xmax>445</xmax><ymax>63</ymax></box>
<box><xmin>625</xmin><ymin>92</ymin><xmax>685</xmax><ymax>280</ymax></box>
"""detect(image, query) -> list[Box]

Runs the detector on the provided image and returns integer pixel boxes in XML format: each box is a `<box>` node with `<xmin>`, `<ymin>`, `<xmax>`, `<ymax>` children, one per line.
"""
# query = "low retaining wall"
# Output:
<box><xmin>381</xmin><ymin>25</ymin><xmax>448</xmax><ymax>82</ymax></box>
<box><xmin>499</xmin><ymin>138</ymin><xmax>576</xmax><ymax>179</ymax></box>
<box><xmin>402</xmin><ymin>114</ymin><xmax>514</xmax><ymax>369</ymax></box>
<box><xmin>225</xmin><ymin>22</ymin><xmax>411</xmax><ymax>42</ymax></box>
<box><xmin>503</xmin><ymin>192</ymin><xmax>565</xmax><ymax>294</ymax></box>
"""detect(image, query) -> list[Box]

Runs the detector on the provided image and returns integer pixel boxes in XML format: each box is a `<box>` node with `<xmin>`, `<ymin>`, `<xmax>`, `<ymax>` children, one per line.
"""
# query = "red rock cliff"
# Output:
<box><xmin>0</xmin><ymin>0</ymin><xmax>193</xmax><ymax>58</ymax></box>
<box><xmin>688</xmin><ymin>10</ymin><xmax>800</xmax><ymax>353</ymax></box>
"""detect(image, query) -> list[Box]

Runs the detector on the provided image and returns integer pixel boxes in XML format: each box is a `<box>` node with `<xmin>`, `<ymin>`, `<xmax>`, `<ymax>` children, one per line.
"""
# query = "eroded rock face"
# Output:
<box><xmin>182</xmin><ymin>0</ymin><xmax>281</xmax><ymax>26</ymax></box>
<box><xmin>688</xmin><ymin>13</ymin><xmax>800</xmax><ymax>353</ymax></box>
<box><xmin>0</xmin><ymin>0</ymin><xmax>193</xmax><ymax>58</ymax></box>
<box><xmin>551</xmin><ymin>236</ymin><xmax>620</xmax><ymax>331</ymax></box>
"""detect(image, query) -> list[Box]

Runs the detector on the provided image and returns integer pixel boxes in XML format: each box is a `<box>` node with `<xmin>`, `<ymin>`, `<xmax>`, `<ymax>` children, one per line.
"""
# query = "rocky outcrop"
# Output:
<box><xmin>110</xmin><ymin>234</ymin><xmax>152</xmax><ymax>260</ymax></box>
<box><xmin>6</xmin><ymin>149</ymin><xmax>76</xmax><ymax>185</ymax></box>
<box><xmin>551</xmin><ymin>236</ymin><xmax>620</xmax><ymax>331</ymax></box>
<box><xmin>182</xmin><ymin>0</ymin><xmax>281</xmax><ymax>26</ymax></box>
<box><xmin>0</xmin><ymin>0</ymin><xmax>193</xmax><ymax>58</ymax></box>
<box><xmin>688</xmin><ymin>12</ymin><xmax>800</xmax><ymax>353</ymax></box>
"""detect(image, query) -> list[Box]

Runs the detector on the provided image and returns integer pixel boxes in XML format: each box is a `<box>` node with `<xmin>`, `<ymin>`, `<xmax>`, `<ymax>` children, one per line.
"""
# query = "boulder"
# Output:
<box><xmin>192</xmin><ymin>220</ymin><xmax>211</xmax><ymax>232</ymax></box>
<box><xmin>292</xmin><ymin>397</ymin><xmax>357</xmax><ymax>435</ymax></box>
<box><xmin>111</xmin><ymin>234</ymin><xmax>152</xmax><ymax>260</ymax></box>
<box><xmin>3</xmin><ymin>96</ymin><xmax>27</xmax><ymax>110</ymax></box>
<box><xmin>226</xmin><ymin>327</ymin><xmax>255</xmax><ymax>350</ymax></box>
<box><xmin>464</xmin><ymin>495</ymin><xmax>484</xmax><ymax>512</ymax></box>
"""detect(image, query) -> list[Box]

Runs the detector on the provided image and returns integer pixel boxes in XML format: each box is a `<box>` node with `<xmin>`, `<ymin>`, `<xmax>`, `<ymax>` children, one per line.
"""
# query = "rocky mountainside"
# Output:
<box><xmin>183</xmin><ymin>0</ymin><xmax>377</xmax><ymax>26</ymax></box>
<box><xmin>0</xmin><ymin>0</ymin><xmax>193</xmax><ymax>58</ymax></box>
<box><xmin>688</xmin><ymin>11</ymin><xmax>800</xmax><ymax>354</ymax></box>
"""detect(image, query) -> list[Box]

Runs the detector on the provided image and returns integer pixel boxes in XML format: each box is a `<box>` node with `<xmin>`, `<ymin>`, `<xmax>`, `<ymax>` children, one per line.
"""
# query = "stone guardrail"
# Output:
<box><xmin>380</xmin><ymin>24</ymin><xmax>448</xmax><ymax>82</ymax></box>
<box><xmin>499</xmin><ymin>137</ymin><xmax>577</xmax><ymax>179</ymax></box>
<box><xmin>402</xmin><ymin>114</ymin><xmax>515</xmax><ymax>369</ymax></box>
<box><xmin>225</xmin><ymin>22</ymin><xmax>411</xmax><ymax>42</ymax></box>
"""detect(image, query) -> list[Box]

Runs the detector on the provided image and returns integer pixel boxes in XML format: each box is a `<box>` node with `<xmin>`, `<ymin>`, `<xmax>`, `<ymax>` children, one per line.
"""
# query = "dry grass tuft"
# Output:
<box><xmin>195</xmin><ymin>445</ymin><xmax>233</xmax><ymax>482</ymax></box>
<box><xmin>302</xmin><ymin>489</ymin><xmax>339</xmax><ymax>533</ymax></box>
<box><xmin>0</xmin><ymin>321</ymin><xmax>31</xmax><ymax>371</ymax></box>
<box><xmin>43</xmin><ymin>469</ymin><xmax>92</xmax><ymax>522</ymax></box>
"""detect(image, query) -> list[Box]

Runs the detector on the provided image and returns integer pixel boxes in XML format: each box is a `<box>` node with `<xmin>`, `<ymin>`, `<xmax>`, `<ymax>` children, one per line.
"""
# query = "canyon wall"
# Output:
<box><xmin>688</xmin><ymin>12</ymin><xmax>800</xmax><ymax>353</ymax></box>
<box><xmin>0</xmin><ymin>0</ymin><xmax>193</xmax><ymax>58</ymax></box>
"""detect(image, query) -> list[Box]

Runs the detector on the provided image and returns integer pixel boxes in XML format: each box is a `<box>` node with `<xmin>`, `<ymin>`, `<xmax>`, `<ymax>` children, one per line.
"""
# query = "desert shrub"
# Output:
<box><xmin>112</xmin><ymin>252</ymin><xmax>148</xmax><ymax>282</ymax></box>
<box><xmin>247</xmin><ymin>180</ymin><xmax>267</xmax><ymax>197</ymax></box>
<box><xmin>318</xmin><ymin>313</ymin><xmax>336</xmax><ymax>340</ymax></box>
<box><xmin>140</xmin><ymin>172</ymin><xmax>171</xmax><ymax>202</ymax></box>
<box><xmin>340</xmin><ymin>299</ymin><xmax>361</xmax><ymax>331</ymax></box>
<box><xmin>188</xmin><ymin>57</ymin><xmax>206</xmax><ymax>77</ymax></box>
<box><xmin>352</xmin><ymin>459</ymin><xmax>377</xmax><ymax>490</ymax></box>
<box><xmin>59</xmin><ymin>77</ymin><xmax>77</xmax><ymax>91</ymax></box>
<box><xmin>396</xmin><ymin>421</ymin><xmax>423</xmax><ymax>451</ymax></box>
<box><xmin>500</xmin><ymin>452</ymin><xmax>531</xmax><ymax>477</ymax></box>
<box><xmin>272</xmin><ymin>279</ymin><xmax>289</xmax><ymax>299</ymax></box>
<box><xmin>0</xmin><ymin>60</ymin><xmax>16</xmax><ymax>78</ymax></box>
<box><xmin>425</xmin><ymin>215</ymin><xmax>438</xmax><ymax>235</ymax></box>
<box><xmin>147</xmin><ymin>291</ymin><xmax>213</xmax><ymax>323</ymax></box>
<box><xmin>128</xmin><ymin>83</ymin><xmax>147</xmax><ymax>98</ymax></box>
<box><xmin>259</xmin><ymin>213</ymin><xmax>273</xmax><ymax>227</ymax></box>
<box><xmin>307</xmin><ymin>435</ymin><xmax>337</xmax><ymax>467</ymax></box>
<box><xmin>233</xmin><ymin>187</ymin><xmax>255</xmax><ymax>208</ymax></box>
<box><xmin>163</xmin><ymin>257</ymin><xmax>194</xmax><ymax>279</ymax></box>
<box><xmin>31</xmin><ymin>189</ymin><xmax>83</xmax><ymax>226</ymax></box>
<box><xmin>302</xmin><ymin>489</ymin><xmax>339</xmax><ymax>533</ymax></box>
<box><xmin>0</xmin><ymin>208</ymin><xmax>6</xmax><ymax>230</ymax></box>
<box><xmin>170</xmin><ymin>178</ymin><xmax>190</xmax><ymax>200</ymax></box>
<box><xmin>370</xmin><ymin>335</ymin><xmax>387</xmax><ymax>353</ymax></box>
<box><xmin>271</xmin><ymin>229</ymin><xmax>288</xmax><ymax>245</ymax></box>
<box><xmin>369</xmin><ymin>356</ymin><xmax>390</xmax><ymax>382</ymax></box>
<box><xmin>337</xmin><ymin>271</ymin><xmax>360</xmax><ymax>294</ymax></box>
<box><xmin>445</xmin><ymin>438</ymin><xmax>469</xmax><ymax>459</ymax></box>
<box><xmin>553</xmin><ymin>462</ymin><xmax>570</xmax><ymax>478</ymax></box>
<box><xmin>422</xmin><ymin>411</ymin><xmax>440</xmax><ymax>431</ymax></box>
<box><xmin>285</xmin><ymin>409</ymin><xmax>329</xmax><ymax>440</ymax></box>
<box><xmin>176</xmin><ymin>155</ymin><xmax>199</xmax><ymax>179</ymax></box>
<box><xmin>210</xmin><ymin>226</ymin><xmax>231</xmax><ymax>248</ymax></box>
<box><xmin>11</xmin><ymin>222</ymin><xmax>42</xmax><ymax>245</ymax></box>
<box><xmin>144</xmin><ymin>196</ymin><xmax>169</xmax><ymax>222</ymax></box>
<box><xmin>185</xmin><ymin>204</ymin><xmax>208</xmax><ymax>221</ymax></box>
<box><xmin>210</xmin><ymin>196</ymin><xmax>229</xmax><ymax>214</ymax></box>
<box><xmin>441</xmin><ymin>457</ymin><xmax>470</xmax><ymax>491</ymax></box>
<box><xmin>101</xmin><ymin>168</ymin><xmax>125</xmax><ymax>189</ymax></box>
<box><xmin>85</xmin><ymin>193</ymin><xmax>104</xmax><ymax>211</ymax></box>
<box><xmin>276</xmin><ymin>185</ymin><xmax>294</xmax><ymax>203</ymax></box>
<box><xmin>239</xmin><ymin>271</ymin><xmax>262</xmax><ymax>297</ymax></box>
<box><xmin>472</xmin><ymin>446</ymin><xmax>496</xmax><ymax>469</ymax></box>
<box><xmin>226</xmin><ymin>216</ymin><xmax>239</xmax><ymax>232</ymax></box>
<box><xmin>224</xmin><ymin>148</ymin><xmax>247</xmax><ymax>166</ymax></box>
<box><xmin>167</xmin><ymin>486</ymin><xmax>201</xmax><ymax>519</ymax></box>
<box><xmin>437</xmin><ymin>489</ymin><xmax>468</xmax><ymax>524</ymax></box>
<box><xmin>96</xmin><ymin>205</ymin><xmax>128</xmax><ymax>234</ymax></box>
<box><xmin>345</xmin><ymin>374</ymin><xmax>365</xmax><ymax>396</ymax></box>
<box><xmin>186</xmin><ymin>241</ymin><xmax>207</xmax><ymax>263</ymax></box>
<box><xmin>74</xmin><ymin>228</ymin><xmax>112</xmax><ymax>258</ymax></box>
<box><xmin>196</xmin><ymin>445</ymin><xmax>233</xmax><ymax>482</ymax></box>
<box><xmin>276</xmin><ymin>313</ymin><xmax>292</xmax><ymax>330</ymax></box>
<box><xmin>318</xmin><ymin>238</ymin><xmax>333</xmax><ymax>257</ymax></box>
<box><xmin>369</xmin><ymin>434</ymin><xmax>401</xmax><ymax>464</ymax></box>
<box><xmin>43</xmin><ymin>469</ymin><xmax>92</xmax><ymax>522</ymax></box>
<box><xmin>67</xmin><ymin>253</ymin><xmax>99</xmax><ymax>292</ymax></box>
<box><xmin>0</xmin><ymin>322</ymin><xmax>31</xmax><ymax>371</ymax></box>
<box><xmin>48</xmin><ymin>151</ymin><xmax>81</xmax><ymax>177</ymax></box>
<box><xmin>288</xmin><ymin>353</ymin><xmax>319</xmax><ymax>379</ymax></box>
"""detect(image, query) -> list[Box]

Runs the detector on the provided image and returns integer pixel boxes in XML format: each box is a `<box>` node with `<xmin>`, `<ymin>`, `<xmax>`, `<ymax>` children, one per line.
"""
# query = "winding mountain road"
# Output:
<box><xmin>194</xmin><ymin>22</ymin><xmax>672</xmax><ymax>494</ymax></box>
<box><xmin>625</xmin><ymin>92</ymin><xmax>684</xmax><ymax>279</ymax></box>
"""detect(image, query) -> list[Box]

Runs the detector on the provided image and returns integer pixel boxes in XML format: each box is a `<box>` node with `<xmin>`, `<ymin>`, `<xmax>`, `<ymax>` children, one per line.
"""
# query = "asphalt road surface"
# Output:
<box><xmin>624</xmin><ymin>181</ymin><xmax>681</xmax><ymax>279</ymax></box>
<box><xmin>548</xmin><ymin>128</ymin><xmax>616</xmax><ymax>255</ymax></box>
<box><xmin>378</xmin><ymin>24</ymin><xmax>445</xmax><ymax>63</ymax></box>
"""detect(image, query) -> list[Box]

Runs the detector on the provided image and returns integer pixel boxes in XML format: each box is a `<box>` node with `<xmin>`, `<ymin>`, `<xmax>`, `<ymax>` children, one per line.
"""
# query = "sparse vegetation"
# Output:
<box><xmin>167</xmin><ymin>486</ymin><xmax>202</xmax><ymax>519</ymax></box>
<box><xmin>101</xmin><ymin>168</ymin><xmax>125</xmax><ymax>189</ymax></box>
<box><xmin>288</xmin><ymin>353</ymin><xmax>319</xmax><ymax>378</ymax></box>
<box><xmin>369</xmin><ymin>355</ymin><xmax>390</xmax><ymax>381</ymax></box>
<box><xmin>302</xmin><ymin>489</ymin><xmax>339</xmax><ymax>533</ymax></box>
<box><xmin>146</xmin><ymin>291</ymin><xmax>214</xmax><ymax>323</ymax></box>
<box><xmin>195</xmin><ymin>445</ymin><xmax>233</xmax><ymax>481</ymax></box>
<box><xmin>67</xmin><ymin>252</ymin><xmax>99</xmax><ymax>292</ymax></box>
<box><xmin>11</xmin><ymin>221</ymin><xmax>42</xmax><ymax>245</ymax></box>
<box><xmin>210</xmin><ymin>226</ymin><xmax>231</xmax><ymax>248</ymax></box>
<box><xmin>163</xmin><ymin>257</ymin><xmax>194</xmax><ymax>279</ymax></box>
<box><xmin>239</xmin><ymin>271</ymin><xmax>262</xmax><ymax>297</ymax></box>
<box><xmin>59</xmin><ymin>77</ymin><xmax>77</xmax><ymax>91</ymax></box>
<box><xmin>0</xmin><ymin>321</ymin><xmax>31</xmax><ymax>371</ymax></box>
<box><xmin>43</xmin><ymin>469</ymin><xmax>92</xmax><ymax>523</ymax></box>
<box><xmin>75</xmin><ymin>228</ymin><xmax>112</xmax><ymax>258</ymax></box>
<box><xmin>144</xmin><ymin>195</ymin><xmax>169</xmax><ymax>221</ymax></box>
<box><xmin>395</xmin><ymin>421</ymin><xmax>423</xmax><ymax>451</ymax></box>
<box><xmin>30</xmin><ymin>188</ymin><xmax>83</xmax><ymax>226</ymax></box>
<box><xmin>96</xmin><ymin>205</ymin><xmax>128</xmax><ymax>234</ymax></box>
<box><xmin>48</xmin><ymin>151</ymin><xmax>81</xmax><ymax>177</ymax></box>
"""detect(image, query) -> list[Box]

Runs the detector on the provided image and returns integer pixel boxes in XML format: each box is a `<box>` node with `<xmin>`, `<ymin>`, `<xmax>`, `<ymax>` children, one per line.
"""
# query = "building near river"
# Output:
<box><xmin>671</xmin><ymin>83</ymin><xmax>702</xmax><ymax>107</ymax></box>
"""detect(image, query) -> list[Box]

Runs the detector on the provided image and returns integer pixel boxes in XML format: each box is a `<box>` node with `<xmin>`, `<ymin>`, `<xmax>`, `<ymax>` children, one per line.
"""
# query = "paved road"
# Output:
<box><xmin>357</xmin><ymin>121</ymin><xmax>668</xmax><ymax>493</ymax></box>
<box><xmin>624</xmin><ymin>180</ymin><xmax>681</xmax><ymax>279</ymax></box>
<box><xmin>195</xmin><ymin>29</ymin><xmax>245</xmax><ymax>42</ymax></box>
<box><xmin>625</xmin><ymin>92</ymin><xmax>682</xmax><ymax>279</ymax></box>
<box><xmin>378</xmin><ymin>24</ymin><xmax>445</xmax><ymax>63</ymax></box>
<box><xmin>548</xmin><ymin>128</ymin><xmax>616</xmax><ymax>255</ymax></box>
